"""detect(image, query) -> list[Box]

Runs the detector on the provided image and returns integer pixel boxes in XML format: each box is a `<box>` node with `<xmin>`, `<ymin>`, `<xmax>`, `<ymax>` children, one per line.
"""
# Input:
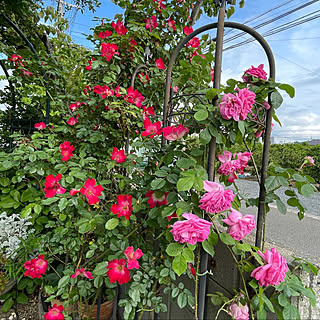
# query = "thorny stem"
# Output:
<box><xmin>209</xmin><ymin>217</ymin><xmax>255</xmax><ymax>320</ymax></box>
<box><xmin>215</xmin><ymin>298</ymin><xmax>234</xmax><ymax>320</ymax></box>
<box><xmin>194</xmin><ymin>244</ymin><xmax>201</xmax><ymax>320</ymax></box>
<box><xmin>243</xmin><ymin>139</ymin><xmax>261</xmax><ymax>185</ymax></box>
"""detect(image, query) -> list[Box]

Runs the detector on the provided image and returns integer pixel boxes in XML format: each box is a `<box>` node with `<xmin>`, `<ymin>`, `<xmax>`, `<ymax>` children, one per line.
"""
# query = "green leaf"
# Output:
<box><xmin>42</xmin><ymin>197</ymin><xmax>59</xmax><ymax>205</ymax></box>
<box><xmin>177</xmin><ymin>177</ymin><xmax>194</xmax><ymax>192</ymax></box>
<box><xmin>34</xmin><ymin>204</ymin><xmax>41</xmax><ymax>214</ymax></box>
<box><xmin>93</xmin><ymin>261</ymin><xmax>109</xmax><ymax>276</ymax></box>
<box><xmin>161</xmin><ymin>206</ymin><xmax>176</xmax><ymax>218</ymax></box>
<box><xmin>249</xmin><ymin>279</ymin><xmax>258</xmax><ymax>289</ymax></box>
<box><xmin>257</xmin><ymin>308</ymin><xmax>267</xmax><ymax>320</ymax></box>
<box><xmin>285</xmin><ymin>190</ymin><xmax>295</xmax><ymax>197</ymax></box>
<box><xmin>287</xmin><ymin>197</ymin><xmax>298</xmax><ymax>207</ymax></box>
<box><xmin>300</xmin><ymin>184</ymin><xmax>314</xmax><ymax>197</ymax></box>
<box><xmin>58</xmin><ymin>198</ymin><xmax>68</xmax><ymax>211</ymax></box>
<box><xmin>2</xmin><ymin>297</ymin><xmax>13</xmax><ymax>313</ymax></box>
<box><xmin>94</xmin><ymin>276</ymin><xmax>104</xmax><ymax>289</ymax></box>
<box><xmin>278</xmin><ymin>293</ymin><xmax>289</xmax><ymax>307</ymax></box>
<box><xmin>105</xmin><ymin>218</ymin><xmax>119</xmax><ymax>230</ymax></box>
<box><xmin>276</xmin><ymin>199</ymin><xmax>287</xmax><ymax>215</ymax></box>
<box><xmin>238</xmin><ymin>120</ymin><xmax>245</xmax><ymax>136</ymax></box>
<box><xmin>208</xmin><ymin>232</ymin><xmax>218</xmax><ymax>246</ymax></box>
<box><xmin>171</xmin><ymin>287</ymin><xmax>179</xmax><ymax>298</ymax></box>
<box><xmin>279</xmin><ymin>84</ymin><xmax>295</xmax><ymax>98</ymax></box>
<box><xmin>0</xmin><ymin>178</ymin><xmax>9</xmax><ymax>187</ymax></box>
<box><xmin>261</xmin><ymin>293</ymin><xmax>274</xmax><ymax>312</ymax></box>
<box><xmin>176</xmin><ymin>158</ymin><xmax>196</xmax><ymax>169</ymax></box>
<box><xmin>194</xmin><ymin>109</ymin><xmax>208</xmax><ymax>121</ymax></box>
<box><xmin>172</xmin><ymin>255</ymin><xmax>187</xmax><ymax>276</ymax></box>
<box><xmin>220</xmin><ymin>233</ymin><xmax>235</xmax><ymax>245</ymax></box>
<box><xmin>151</xmin><ymin>178</ymin><xmax>166</xmax><ymax>190</ymax></box>
<box><xmin>265</xmin><ymin>175</ymin><xmax>279</xmax><ymax>192</ymax></box>
<box><xmin>166</xmin><ymin>243</ymin><xmax>183</xmax><ymax>256</ymax></box>
<box><xmin>283</xmin><ymin>304</ymin><xmax>298</xmax><ymax>320</ymax></box>
<box><xmin>58</xmin><ymin>275</ymin><xmax>70</xmax><ymax>288</ymax></box>
<box><xmin>270</xmin><ymin>90</ymin><xmax>283</xmax><ymax>109</ymax></box>
<box><xmin>200</xmin><ymin>128</ymin><xmax>211</xmax><ymax>145</ymax></box>
<box><xmin>17</xmin><ymin>293</ymin><xmax>28</xmax><ymax>304</ymax></box>
<box><xmin>193</xmin><ymin>177</ymin><xmax>204</xmax><ymax>191</ymax></box>
<box><xmin>177</xmin><ymin>292</ymin><xmax>187</xmax><ymax>309</ymax></box>
<box><xmin>182</xmin><ymin>248</ymin><xmax>194</xmax><ymax>262</ymax></box>
<box><xmin>206</xmin><ymin>88</ymin><xmax>219</xmax><ymax>100</ymax></box>
<box><xmin>236</xmin><ymin>242</ymin><xmax>252</xmax><ymax>252</ymax></box>
<box><xmin>202</xmin><ymin>240</ymin><xmax>215</xmax><ymax>257</ymax></box>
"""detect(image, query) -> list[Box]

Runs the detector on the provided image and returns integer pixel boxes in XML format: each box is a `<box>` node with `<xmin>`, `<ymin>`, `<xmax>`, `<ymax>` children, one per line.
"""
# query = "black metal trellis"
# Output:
<box><xmin>162</xmin><ymin>1</ymin><xmax>275</xmax><ymax>318</ymax></box>
<box><xmin>0</xmin><ymin>14</ymin><xmax>51</xmax><ymax>149</ymax></box>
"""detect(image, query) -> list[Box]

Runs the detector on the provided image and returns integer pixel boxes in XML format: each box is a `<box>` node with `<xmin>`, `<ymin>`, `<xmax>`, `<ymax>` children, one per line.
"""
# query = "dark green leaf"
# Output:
<box><xmin>166</xmin><ymin>243</ymin><xmax>183</xmax><ymax>256</ymax></box>
<box><xmin>271</xmin><ymin>90</ymin><xmax>283</xmax><ymax>109</ymax></box>
<box><xmin>276</xmin><ymin>199</ymin><xmax>287</xmax><ymax>215</ymax></box>
<box><xmin>200</xmin><ymin>128</ymin><xmax>211</xmax><ymax>145</ymax></box>
<box><xmin>279</xmin><ymin>84</ymin><xmax>295</xmax><ymax>98</ymax></box>
<box><xmin>177</xmin><ymin>292</ymin><xmax>187</xmax><ymax>309</ymax></box>
<box><xmin>194</xmin><ymin>109</ymin><xmax>208</xmax><ymax>121</ymax></box>
<box><xmin>202</xmin><ymin>240</ymin><xmax>215</xmax><ymax>257</ymax></box>
<box><xmin>176</xmin><ymin>158</ymin><xmax>196</xmax><ymax>169</ymax></box>
<box><xmin>151</xmin><ymin>178</ymin><xmax>166</xmax><ymax>190</ymax></box>
<box><xmin>182</xmin><ymin>248</ymin><xmax>194</xmax><ymax>262</ymax></box>
<box><xmin>93</xmin><ymin>261</ymin><xmax>109</xmax><ymax>276</ymax></box>
<box><xmin>220</xmin><ymin>233</ymin><xmax>236</xmax><ymax>245</ymax></box>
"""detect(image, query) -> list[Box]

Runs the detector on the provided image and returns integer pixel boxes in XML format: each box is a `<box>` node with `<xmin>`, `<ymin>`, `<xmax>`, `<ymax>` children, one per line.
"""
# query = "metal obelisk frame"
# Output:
<box><xmin>162</xmin><ymin>1</ymin><xmax>276</xmax><ymax>318</ymax></box>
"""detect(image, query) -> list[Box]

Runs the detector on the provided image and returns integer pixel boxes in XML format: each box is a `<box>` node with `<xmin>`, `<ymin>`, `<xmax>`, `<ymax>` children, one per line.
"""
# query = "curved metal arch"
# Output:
<box><xmin>163</xmin><ymin>14</ymin><xmax>276</xmax><ymax>320</ymax></box>
<box><xmin>1</xmin><ymin>13</ymin><xmax>51</xmax><ymax>124</ymax></box>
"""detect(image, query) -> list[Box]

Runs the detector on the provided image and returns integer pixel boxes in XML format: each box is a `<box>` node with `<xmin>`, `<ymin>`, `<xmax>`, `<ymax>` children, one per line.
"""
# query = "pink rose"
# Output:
<box><xmin>199</xmin><ymin>181</ymin><xmax>235</xmax><ymax>214</ymax></box>
<box><xmin>222</xmin><ymin>209</ymin><xmax>255</xmax><ymax>241</ymax></box>
<box><xmin>242</xmin><ymin>64</ymin><xmax>267</xmax><ymax>82</ymax></box>
<box><xmin>170</xmin><ymin>213</ymin><xmax>212</xmax><ymax>245</ymax></box>
<box><xmin>304</xmin><ymin>156</ymin><xmax>315</xmax><ymax>166</ymax></box>
<box><xmin>251</xmin><ymin>248</ymin><xmax>288</xmax><ymax>287</ymax></box>
<box><xmin>228</xmin><ymin>299</ymin><xmax>249</xmax><ymax>320</ymax></box>
<box><xmin>162</xmin><ymin>124</ymin><xmax>189</xmax><ymax>141</ymax></box>
<box><xmin>219</xmin><ymin>88</ymin><xmax>256</xmax><ymax>121</ymax></box>
<box><xmin>217</xmin><ymin>151</ymin><xmax>242</xmax><ymax>183</ymax></box>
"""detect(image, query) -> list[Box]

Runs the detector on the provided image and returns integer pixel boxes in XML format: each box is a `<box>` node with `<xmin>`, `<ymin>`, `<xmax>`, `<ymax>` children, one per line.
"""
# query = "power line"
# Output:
<box><xmin>268</xmin><ymin>36</ymin><xmax>320</xmax><ymax>41</ymax></box>
<box><xmin>223</xmin><ymin>0</ymin><xmax>320</xmax><ymax>44</ymax></box>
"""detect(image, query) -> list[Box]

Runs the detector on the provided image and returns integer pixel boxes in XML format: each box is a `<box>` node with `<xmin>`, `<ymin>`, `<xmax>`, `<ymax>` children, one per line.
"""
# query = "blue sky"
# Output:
<box><xmin>4</xmin><ymin>0</ymin><xmax>320</xmax><ymax>142</ymax></box>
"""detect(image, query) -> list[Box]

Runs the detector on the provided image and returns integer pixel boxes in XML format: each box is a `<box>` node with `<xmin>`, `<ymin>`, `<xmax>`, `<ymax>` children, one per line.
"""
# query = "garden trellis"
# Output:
<box><xmin>161</xmin><ymin>1</ymin><xmax>275</xmax><ymax>318</ymax></box>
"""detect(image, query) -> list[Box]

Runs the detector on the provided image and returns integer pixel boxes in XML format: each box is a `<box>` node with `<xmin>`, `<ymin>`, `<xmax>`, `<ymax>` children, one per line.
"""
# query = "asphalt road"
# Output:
<box><xmin>234</xmin><ymin>180</ymin><xmax>320</xmax><ymax>265</ymax></box>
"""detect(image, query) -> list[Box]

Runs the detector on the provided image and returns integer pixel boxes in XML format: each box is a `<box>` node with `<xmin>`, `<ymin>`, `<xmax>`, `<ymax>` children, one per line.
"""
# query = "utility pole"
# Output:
<box><xmin>54</xmin><ymin>0</ymin><xmax>79</xmax><ymax>17</ymax></box>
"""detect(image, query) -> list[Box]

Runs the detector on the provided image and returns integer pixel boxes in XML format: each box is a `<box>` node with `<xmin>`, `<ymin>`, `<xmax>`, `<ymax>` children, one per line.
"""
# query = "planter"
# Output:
<box><xmin>0</xmin><ymin>278</ymin><xmax>16</xmax><ymax>296</ymax></box>
<box><xmin>51</xmin><ymin>298</ymin><xmax>114</xmax><ymax>320</ymax></box>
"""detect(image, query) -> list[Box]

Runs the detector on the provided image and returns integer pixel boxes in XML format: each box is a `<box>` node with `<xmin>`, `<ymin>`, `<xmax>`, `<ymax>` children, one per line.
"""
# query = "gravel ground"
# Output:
<box><xmin>231</xmin><ymin>179</ymin><xmax>320</xmax><ymax>216</ymax></box>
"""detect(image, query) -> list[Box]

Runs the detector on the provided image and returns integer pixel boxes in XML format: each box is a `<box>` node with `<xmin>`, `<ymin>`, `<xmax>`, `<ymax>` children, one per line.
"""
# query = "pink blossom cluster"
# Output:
<box><xmin>222</xmin><ymin>209</ymin><xmax>255</xmax><ymax>241</ymax></box>
<box><xmin>170</xmin><ymin>213</ymin><xmax>212</xmax><ymax>245</ymax></box>
<box><xmin>251</xmin><ymin>248</ymin><xmax>288</xmax><ymax>287</ymax></box>
<box><xmin>199</xmin><ymin>181</ymin><xmax>235</xmax><ymax>214</ymax></box>
<box><xmin>242</xmin><ymin>64</ymin><xmax>267</xmax><ymax>83</ymax></box>
<box><xmin>106</xmin><ymin>247</ymin><xmax>143</xmax><ymax>284</ymax></box>
<box><xmin>219</xmin><ymin>88</ymin><xmax>256</xmax><ymax>121</ymax></box>
<box><xmin>217</xmin><ymin>151</ymin><xmax>252</xmax><ymax>182</ymax></box>
<box><xmin>24</xmin><ymin>255</ymin><xmax>48</xmax><ymax>279</ymax></box>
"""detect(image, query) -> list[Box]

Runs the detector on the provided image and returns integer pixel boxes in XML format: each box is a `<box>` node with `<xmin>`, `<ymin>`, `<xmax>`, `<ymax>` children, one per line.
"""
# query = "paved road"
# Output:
<box><xmin>230</xmin><ymin>180</ymin><xmax>320</xmax><ymax>265</ymax></box>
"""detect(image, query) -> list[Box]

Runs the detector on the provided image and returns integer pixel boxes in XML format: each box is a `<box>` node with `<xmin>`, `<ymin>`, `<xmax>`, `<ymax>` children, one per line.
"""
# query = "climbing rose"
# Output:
<box><xmin>124</xmin><ymin>247</ymin><xmax>143</xmax><ymax>270</ymax></box>
<box><xmin>162</xmin><ymin>124</ymin><xmax>189</xmax><ymax>141</ymax></box>
<box><xmin>170</xmin><ymin>213</ymin><xmax>212</xmax><ymax>245</ymax></box>
<box><xmin>85</xmin><ymin>57</ymin><xmax>94</xmax><ymax>70</ymax></box>
<box><xmin>24</xmin><ymin>255</ymin><xmax>48</xmax><ymax>279</ymax></box>
<box><xmin>22</xmin><ymin>69</ymin><xmax>33</xmax><ymax>77</ymax></box>
<box><xmin>44</xmin><ymin>174</ymin><xmax>66</xmax><ymax>198</ymax></box>
<box><xmin>106</xmin><ymin>259</ymin><xmax>130</xmax><ymax>284</ymax></box>
<box><xmin>142</xmin><ymin>106</ymin><xmax>155</xmax><ymax>117</ymax></box>
<box><xmin>211</xmin><ymin>68</ymin><xmax>215</xmax><ymax>82</ymax></box>
<box><xmin>98</xmin><ymin>30</ymin><xmax>112</xmax><ymax>39</ymax></box>
<box><xmin>111</xmin><ymin>20</ymin><xmax>128</xmax><ymax>35</ymax></box>
<box><xmin>71</xmin><ymin>268</ymin><xmax>93</xmax><ymax>279</ymax></box>
<box><xmin>188</xmin><ymin>263</ymin><xmax>196</xmax><ymax>277</ymax></box>
<box><xmin>227</xmin><ymin>297</ymin><xmax>249</xmax><ymax>320</ymax></box>
<box><xmin>145</xmin><ymin>15</ymin><xmax>158</xmax><ymax>32</ymax></box>
<box><xmin>101</xmin><ymin>43</ymin><xmax>119</xmax><ymax>61</ymax></box>
<box><xmin>242</xmin><ymin>64</ymin><xmax>267</xmax><ymax>82</ymax></box>
<box><xmin>142</xmin><ymin>116</ymin><xmax>162</xmax><ymax>138</ymax></box>
<box><xmin>219</xmin><ymin>88</ymin><xmax>256</xmax><ymax>121</ymax></box>
<box><xmin>130</xmin><ymin>37</ymin><xmax>137</xmax><ymax>46</ymax></box>
<box><xmin>67</xmin><ymin>117</ymin><xmax>77</xmax><ymax>125</ymax></box>
<box><xmin>69</xmin><ymin>101</ymin><xmax>81</xmax><ymax>111</ymax></box>
<box><xmin>199</xmin><ymin>181</ymin><xmax>235</xmax><ymax>214</ymax></box>
<box><xmin>9</xmin><ymin>54</ymin><xmax>22</xmax><ymax>62</ymax></box>
<box><xmin>34</xmin><ymin>122</ymin><xmax>46</xmax><ymax>130</ymax></box>
<box><xmin>110</xmin><ymin>147</ymin><xmax>126</xmax><ymax>163</ymax></box>
<box><xmin>235</xmin><ymin>152</ymin><xmax>253</xmax><ymax>173</ymax></box>
<box><xmin>155</xmin><ymin>58</ymin><xmax>165</xmax><ymax>70</ymax></box>
<box><xmin>145</xmin><ymin>190</ymin><xmax>168</xmax><ymax>208</ymax></box>
<box><xmin>304</xmin><ymin>156</ymin><xmax>315</xmax><ymax>166</ymax></box>
<box><xmin>251</xmin><ymin>248</ymin><xmax>288</xmax><ymax>287</ymax></box>
<box><xmin>187</xmin><ymin>37</ymin><xmax>200</xmax><ymax>48</ymax></box>
<box><xmin>70</xmin><ymin>189</ymin><xmax>79</xmax><ymax>196</ymax></box>
<box><xmin>44</xmin><ymin>304</ymin><xmax>64</xmax><ymax>320</ymax></box>
<box><xmin>60</xmin><ymin>141</ymin><xmax>74</xmax><ymax>161</ymax></box>
<box><xmin>173</xmin><ymin>86</ymin><xmax>179</xmax><ymax>93</ymax></box>
<box><xmin>124</xmin><ymin>87</ymin><xmax>145</xmax><ymax>107</ymax></box>
<box><xmin>153</xmin><ymin>0</ymin><xmax>166</xmax><ymax>12</ymax></box>
<box><xmin>167</xmin><ymin>212</ymin><xmax>178</xmax><ymax>221</ymax></box>
<box><xmin>138</xmin><ymin>73</ymin><xmax>150</xmax><ymax>84</ymax></box>
<box><xmin>94</xmin><ymin>85</ymin><xmax>114</xmax><ymax>99</ymax></box>
<box><xmin>80</xmin><ymin>178</ymin><xmax>104</xmax><ymax>205</ymax></box>
<box><xmin>222</xmin><ymin>209</ymin><xmax>256</xmax><ymax>241</ymax></box>
<box><xmin>111</xmin><ymin>194</ymin><xmax>133</xmax><ymax>219</ymax></box>
<box><xmin>168</xmin><ymin>18</ymin><xmax>176</xmax><ymax>31</ymax></box>
<box><xmin>217</xmin><ymin>151</ymin><xmax>242</xmax><ymax>183</ymax></box>
<box><xmin>183</xmin><ymin>26</ymin><xmax>193</xmax><ymax>35</ymax></box>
